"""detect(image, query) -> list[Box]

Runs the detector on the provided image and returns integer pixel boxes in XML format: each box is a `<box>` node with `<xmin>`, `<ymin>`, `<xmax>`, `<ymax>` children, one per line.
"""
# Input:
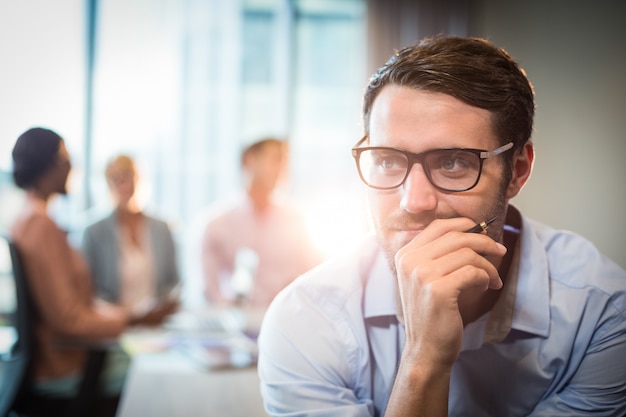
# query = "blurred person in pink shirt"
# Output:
<box><xmin>201</xmin><ymin>137</ymin><xmax>323</xmax><ymax>308</ymax></box>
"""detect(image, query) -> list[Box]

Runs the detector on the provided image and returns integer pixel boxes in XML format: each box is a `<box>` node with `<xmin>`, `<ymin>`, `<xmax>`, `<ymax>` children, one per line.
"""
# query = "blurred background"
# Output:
<box><xmin>1</xmin><ymin>0</ymin><xmax>624</xmax><ymax>306</ymax></box>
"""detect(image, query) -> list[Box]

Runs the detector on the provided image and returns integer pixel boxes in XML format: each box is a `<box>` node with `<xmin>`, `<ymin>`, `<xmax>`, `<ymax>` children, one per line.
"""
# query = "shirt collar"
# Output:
<box><xmin>509</xmin><ymin>214</ymin><xmax>550</xmax><ymax>337</ymax></box>
<box><xmin>363</xmin><ymin>240</ymin><xmax>397</xmax><ymax>319</ymax></box>
<box><xmin>361</xmin><ymin>210</ymin><xmax>551</xmax><ymax>340</ymax></box>
<box><xmin>470</xmin><ymin>210</ymin><xmax>551</xmax><ymax>348</ymax></box>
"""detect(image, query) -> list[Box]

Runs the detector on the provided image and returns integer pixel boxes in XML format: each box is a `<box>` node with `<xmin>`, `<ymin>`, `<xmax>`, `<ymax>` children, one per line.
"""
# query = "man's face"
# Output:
<box><xmin>367</xmin><ymin>85</ymin><xmax>510</xmax><ymax>272</ymax></box>
<box><xmin>245</xmin><ymin>143</ymin><xmax>286</xmax><ymax>193</ymax></box>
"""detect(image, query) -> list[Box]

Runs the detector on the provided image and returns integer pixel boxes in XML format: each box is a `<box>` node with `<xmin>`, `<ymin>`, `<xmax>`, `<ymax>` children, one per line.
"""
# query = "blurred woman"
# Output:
<box><xmin>81</xmin><ymin>154</ymin><xmax>179</xmax><ymax>319</ymax></box>
<box><xmin>9</xmin><ymin>127</ymin><xmax>136</xmax><ymax>397</ymax></box>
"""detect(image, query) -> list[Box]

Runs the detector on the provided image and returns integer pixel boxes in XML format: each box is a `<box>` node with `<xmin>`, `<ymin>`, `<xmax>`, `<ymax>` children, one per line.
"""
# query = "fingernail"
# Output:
<box><xmin>493</xmin><ymin>276</ymin><xmax>503</xmax><ymax>290</ymax></box>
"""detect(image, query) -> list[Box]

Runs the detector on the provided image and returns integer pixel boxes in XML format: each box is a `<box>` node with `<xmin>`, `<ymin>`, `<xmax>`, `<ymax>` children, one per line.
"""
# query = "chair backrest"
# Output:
<box><xmin>0</xmin><ymin>235</ymin><xmax>31</xmax><ymax>417</ymax></box>
<box><xmin>1</xmin><ymin>236</ymin><xmax>118</xmax><ymax>417</ymax></box>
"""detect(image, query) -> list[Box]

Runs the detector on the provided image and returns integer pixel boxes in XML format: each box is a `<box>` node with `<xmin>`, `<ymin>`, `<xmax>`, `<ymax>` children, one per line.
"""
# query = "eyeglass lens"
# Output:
<box><xmin>357</xmin><ymin>148</ymin><xmax>482</xmax><ymax>191</ymax></box>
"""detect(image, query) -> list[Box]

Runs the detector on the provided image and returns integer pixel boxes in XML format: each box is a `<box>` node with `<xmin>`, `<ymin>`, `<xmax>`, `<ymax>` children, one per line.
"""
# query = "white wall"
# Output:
<box><xmin>0</xmin><ymin>1</ymin><xmax>85</xmax><ymax>167</ymax></box>
<box><xmin>474</xmin><ymin>0</ymin><xmax>626</xmax><ymax>268</ymax></box>
<box><xmin>0</xmin><ymin>1</ymin><xmax>86</xmax><ymax>234</ymax></box>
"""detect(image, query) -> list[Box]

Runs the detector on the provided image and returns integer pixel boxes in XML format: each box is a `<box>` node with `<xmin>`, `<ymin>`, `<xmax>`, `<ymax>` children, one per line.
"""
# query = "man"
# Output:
<box><xmin>202</xmin><ymin>137</ymin><xmax>323</xmax><ymax>308</ymax></box>
<box><xmin>257</xmin><ymin>37</ymin><xmax>626</xmax><ymax>416</ymax></box>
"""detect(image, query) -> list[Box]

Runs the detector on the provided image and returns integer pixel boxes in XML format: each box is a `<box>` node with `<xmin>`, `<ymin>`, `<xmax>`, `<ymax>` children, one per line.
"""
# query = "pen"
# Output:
<box><xmin>465</xmin><ymin>216</ymin><xmax>498</xmax><ymax>234</ymax></box>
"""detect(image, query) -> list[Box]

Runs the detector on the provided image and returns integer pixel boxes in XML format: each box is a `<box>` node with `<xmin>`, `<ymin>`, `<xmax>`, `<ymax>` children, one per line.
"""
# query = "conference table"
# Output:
<box><xmin>115</xmin><ymin>306</ymin><xmax>268</xmax><ymax>417</ymax></box>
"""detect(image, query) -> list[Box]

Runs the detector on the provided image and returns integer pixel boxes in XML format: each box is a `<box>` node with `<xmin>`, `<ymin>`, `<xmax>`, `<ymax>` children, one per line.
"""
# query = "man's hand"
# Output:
<box><xmin>385</xmin><ymin>217</ymin><xmax>506</xmax><ymax>417</ymax></box>
<box><xmin>397</xmin><ymin>217</ymin><xmax>505</xmax><ymax>365</ymax></box>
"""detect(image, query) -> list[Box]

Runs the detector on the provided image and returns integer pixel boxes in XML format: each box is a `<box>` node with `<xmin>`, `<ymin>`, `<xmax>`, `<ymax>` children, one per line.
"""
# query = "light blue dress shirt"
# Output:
<box><xmin>258</xmin><ymin>214</ymin><xmax>626</xmax><ymax>416</ymax></box>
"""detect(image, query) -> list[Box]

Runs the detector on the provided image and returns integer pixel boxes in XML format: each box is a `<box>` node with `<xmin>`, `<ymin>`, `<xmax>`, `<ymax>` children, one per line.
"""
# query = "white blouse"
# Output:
<box><xmin>118</xmin><ymin>224</ymin><xmax>156</xmax><ymax>315</ymax></box>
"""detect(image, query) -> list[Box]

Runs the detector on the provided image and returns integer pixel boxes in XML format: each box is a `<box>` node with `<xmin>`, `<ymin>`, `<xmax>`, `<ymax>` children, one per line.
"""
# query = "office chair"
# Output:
<box><xmin>0</xmin><ymin>236</ymin><xmax>31</xmax><ymax>417</ymax></box>
<box><xmin>1</xmin><ymin>236</ymin><xmax>119</xmax><ymax>417</ymax></box>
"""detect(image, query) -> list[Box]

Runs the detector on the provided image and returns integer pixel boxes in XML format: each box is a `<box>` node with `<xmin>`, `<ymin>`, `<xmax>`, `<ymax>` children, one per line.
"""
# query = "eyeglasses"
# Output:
<box><xmin>351</xmin><ymin>137</ymin><xmax>514</xmax><ymax>192</ymax></box>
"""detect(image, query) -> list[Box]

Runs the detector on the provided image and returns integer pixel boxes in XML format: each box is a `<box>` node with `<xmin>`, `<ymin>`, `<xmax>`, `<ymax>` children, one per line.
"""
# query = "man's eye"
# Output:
<box><xmin>432</xmin><ymin>152</ymin><xmax>477</xmax><ymax>175</ymax></box>
<box><xmin>378</xmin><ymin>157</ymin><xmax>395</xmax><ymax>169</ymax></box>
<box><xmin>375</xmin><ymin>155</ymin><xmax>404</xmax><ymax>170</ymax></box>
<box><xmin>441</xmin><ymin>157</ymin><xmax>468</xmax><ymax>171</ymax></box>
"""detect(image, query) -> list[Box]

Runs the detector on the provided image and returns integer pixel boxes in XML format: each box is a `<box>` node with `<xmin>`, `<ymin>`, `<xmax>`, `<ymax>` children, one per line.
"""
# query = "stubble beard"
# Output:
<box><xmin>376</xmin><ymin>191</ymin><xmax>508</xmax><ymax>280</ymax></box>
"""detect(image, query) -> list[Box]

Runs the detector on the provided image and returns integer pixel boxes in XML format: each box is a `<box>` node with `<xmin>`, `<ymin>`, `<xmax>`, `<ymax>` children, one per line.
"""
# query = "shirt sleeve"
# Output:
<box><xmin>528</xmin><ymin>304</ymin><xmax>626</xmax><ymax>416</ymax></box>
<box><xmin>258</xmin><ymin>286</ymin><xmax>375</xmax><ymax>417</ymax></box>
<box><xmin>80</xmin><ymin>224</ymin><xmax>98</xmax><ymax>284</ymax></box>
<box><xmin>160</xmin><ymin>220</ymin><xmax>180</xmax><ymax>293</ymax></box>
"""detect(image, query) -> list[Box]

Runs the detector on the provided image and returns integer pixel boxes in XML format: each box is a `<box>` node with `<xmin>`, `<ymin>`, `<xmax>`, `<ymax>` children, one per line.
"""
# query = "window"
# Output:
<box><xmin>0</xmin><ymin>0</ymin><xmax>370</xmax><ymax>298</ymax></box>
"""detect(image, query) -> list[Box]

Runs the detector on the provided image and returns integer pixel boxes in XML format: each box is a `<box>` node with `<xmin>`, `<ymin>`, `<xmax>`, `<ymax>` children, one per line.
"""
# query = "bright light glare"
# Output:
<box><xmin>303</xmin><ymin>191</ymin><xmax>371</xmax><ymax>259</ymax></box>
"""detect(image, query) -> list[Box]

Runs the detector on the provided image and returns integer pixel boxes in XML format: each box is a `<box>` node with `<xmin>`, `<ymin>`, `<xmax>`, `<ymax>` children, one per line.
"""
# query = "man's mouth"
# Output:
<box><xmin>387</xmin><ymin>224</ymin><xmax>427</xmax><ymax>243</ymax></box>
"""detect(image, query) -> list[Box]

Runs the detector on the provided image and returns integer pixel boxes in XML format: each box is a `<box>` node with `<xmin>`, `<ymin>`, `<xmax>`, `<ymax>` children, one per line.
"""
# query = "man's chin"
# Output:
<box><xmin>375</xmin><ymin>234</ymin><xmax>402</xmax><ymax>277</ymax></box>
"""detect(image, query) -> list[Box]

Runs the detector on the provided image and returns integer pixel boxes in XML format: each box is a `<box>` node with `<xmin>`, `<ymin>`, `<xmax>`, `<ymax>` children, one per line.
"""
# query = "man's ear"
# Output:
<box><xmin>506</xmin><ymin>141</ymin><xmax>534</xmax><ymax>199</ymax></box>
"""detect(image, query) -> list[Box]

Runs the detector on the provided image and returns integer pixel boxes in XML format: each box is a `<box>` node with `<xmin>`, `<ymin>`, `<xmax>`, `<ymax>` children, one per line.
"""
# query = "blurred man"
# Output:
<box><xmin>202</xmin><ymin>138</ymin><xmax>323</xmax><ymax>308</ymax></box>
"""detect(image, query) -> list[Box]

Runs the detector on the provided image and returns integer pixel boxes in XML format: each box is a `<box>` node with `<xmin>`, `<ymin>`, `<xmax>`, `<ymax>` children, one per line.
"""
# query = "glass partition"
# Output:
<box><xmin>0</xmin><ymin>239</ymin><xmax>17</xmax><ymax>359</ymax></box>
<box><xmin>0</xmin><ymin>0</ymin><xmax>371</xmax><ymax>307</ymax></box>
<box><xmin>0</xmin><ymin>236</ymin><xmax>19</xmax><ymax>408</ymax></box>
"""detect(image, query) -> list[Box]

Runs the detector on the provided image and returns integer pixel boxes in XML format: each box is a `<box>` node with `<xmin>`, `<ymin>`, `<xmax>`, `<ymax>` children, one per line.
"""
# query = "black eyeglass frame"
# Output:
<box><xmin>351</xmin><ymin>136</ymin><xmax>514</xmax><ymax>192</ymax></box>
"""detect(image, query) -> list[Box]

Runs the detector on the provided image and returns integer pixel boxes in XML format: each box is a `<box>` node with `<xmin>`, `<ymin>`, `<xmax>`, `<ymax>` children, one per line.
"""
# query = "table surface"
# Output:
<box><xmin>115</xmin><ymin>307</ymin><xmax>268</xmax><ymax>417</ymax></box>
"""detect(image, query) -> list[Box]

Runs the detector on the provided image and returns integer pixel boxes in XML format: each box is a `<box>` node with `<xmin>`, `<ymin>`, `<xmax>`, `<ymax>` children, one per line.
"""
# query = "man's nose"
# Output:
<box><xmin>400</xmin><ymin>164</ymin><xmax>438</xmax><ymax>213</ymax></box>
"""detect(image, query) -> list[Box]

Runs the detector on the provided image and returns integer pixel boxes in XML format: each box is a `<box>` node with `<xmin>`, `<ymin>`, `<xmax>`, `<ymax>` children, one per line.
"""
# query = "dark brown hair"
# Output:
<box><xmin>362</xmin><ymin>36</ymin><xmax>535</xmax><ymax>152</ymax></box>
<box><xmin>241</xmin><ymin>137</ymin><xmax>286</xmax><ymax>167</ymax></box>
<box><xmin>12</xmin><ymin>127</ymin><xmax>63</xmax><ymax>189</ymax></box>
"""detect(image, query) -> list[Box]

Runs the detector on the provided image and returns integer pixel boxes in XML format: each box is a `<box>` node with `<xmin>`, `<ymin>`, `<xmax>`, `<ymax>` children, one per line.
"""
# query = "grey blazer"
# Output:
<box><xmin>81</xmin><ymin>212</ymin><xmax>180</xmax><ymax>303</ymax></box>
